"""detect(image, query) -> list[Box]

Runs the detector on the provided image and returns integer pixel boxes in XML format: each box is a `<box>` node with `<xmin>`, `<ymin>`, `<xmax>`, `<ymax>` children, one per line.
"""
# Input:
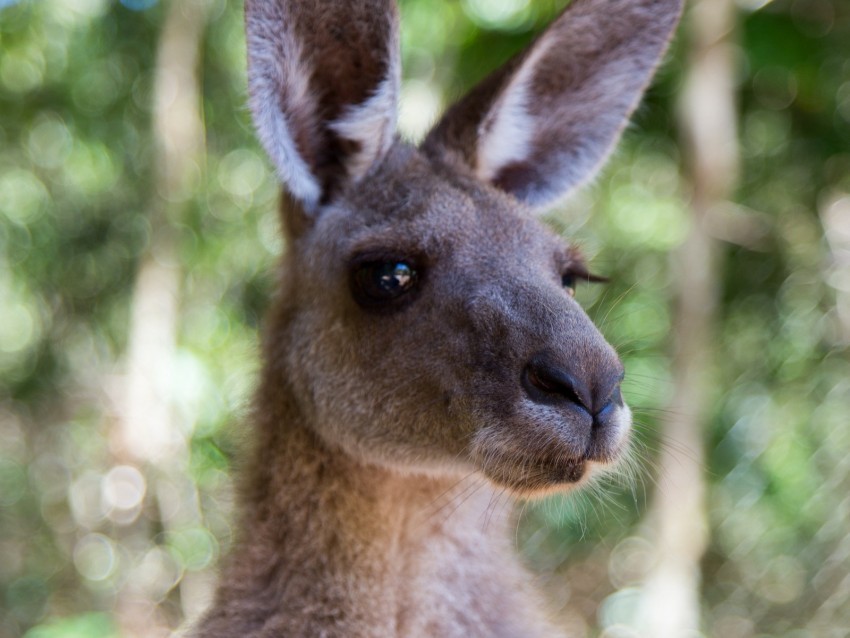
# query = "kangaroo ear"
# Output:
<box><xmin>245</xmin><ymin>0</ymin><xmax>400</xmax><ymax>213</ymax></box>
<box><xmin>423</xmin><ymin>0</ymin><xmax>682</xmax><ymax>211</ymax></box>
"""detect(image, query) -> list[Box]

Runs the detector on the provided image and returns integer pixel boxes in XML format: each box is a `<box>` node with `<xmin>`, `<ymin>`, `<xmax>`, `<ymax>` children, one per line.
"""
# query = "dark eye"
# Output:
<box><xmin>561</xmin><ymin>273</ymin><xmax>577</xmax><ymax>297</ymax></box>
<box><xmin>351</xmin><ymin>260</ymin><xmax>420</xmax><ymax>308</ymax></box>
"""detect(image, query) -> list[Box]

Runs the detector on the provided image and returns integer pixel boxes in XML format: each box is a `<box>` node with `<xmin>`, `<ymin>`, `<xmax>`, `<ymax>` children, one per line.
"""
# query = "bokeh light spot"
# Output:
<box><xmin>26</xmin><ymin>116</ymin><xmax>73</xmax><ymax>170</ymax></box>
<box><xmin>61</xmin><ymin>141</ymin><xmax>119</xmax><ymax>197</ymax></box>
<box><xmin>73</xmin><ymin>534</ymin><xmax>117</xmax><ymax>582</ymax></box>
<box><xmin>101</xmin><ymin>465</ymin><xmax>146</xmax><ymax>524</ymax></box>
<box><xmin>608</xmin><ymin>537</ymin><xmax>654</xmax><ymax>589</ymax></box>
<box><xmin>68</xmin><ymin>472</ymin><xmax>105</xmax><ymax>529</ymax></box>
<box><xmin>22</xmin><ymin>612</ymin><xmax>118</xmax><ymax>638</ymax></box>
<box><xmin>133</xmin><ymin>547</ymin><xmax>182</xmax><ymax>601</ymax></box>
<box><xmin>0</xmin><ymin>47</ymin><xmax>45</xmax><ymax>93</ymax></box>
<box><xmin>0</xmin><ymin>299</ymin><xmax>40</xmax><ymax>355</ymax></box>
<box><xmin>461</xmin><ymin>0</ymin><xmax>531</xmax><ymax>30</ymax></box>
<box><xmin>55</xmin><ymin>0</ymin><xmax>109</xmax><ymax>21</ymax></box>
<box><xmin>598</xmin><ymin>588</ymin><xmax>641</xmax><ymax>632</ymax></box>
<box><xmin>0</xmin><ymin>169</ymin><xmax>51</xmax><ymax>224</ymax></box>
<box><xmin>167</xmin><ymin>527</ymin><xmax>218</xmax><ymax>571</ymax></box>
<box><xmin>217</xmin><ymin>149</ymin><xmax>267</xmax><ymax>200</ymax></box>
<box><xmin>399</xmin><ymin>79</ymin><xmax>442</xmax><ymax>142</ymax></box>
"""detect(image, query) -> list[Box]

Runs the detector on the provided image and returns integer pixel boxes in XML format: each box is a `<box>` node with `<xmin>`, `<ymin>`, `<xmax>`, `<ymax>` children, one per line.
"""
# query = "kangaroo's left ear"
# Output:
<box><xmin>423</xmin><ymin>0</ymin><xmax>683</xmax><ymax>212</ymax></box>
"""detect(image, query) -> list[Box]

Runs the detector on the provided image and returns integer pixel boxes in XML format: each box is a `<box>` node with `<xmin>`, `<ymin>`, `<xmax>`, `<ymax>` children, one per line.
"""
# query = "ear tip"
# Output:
<box><xmin>573</xmin><ymin>0</ymin><xmax>684</xmax><ymax>27</ymax></box>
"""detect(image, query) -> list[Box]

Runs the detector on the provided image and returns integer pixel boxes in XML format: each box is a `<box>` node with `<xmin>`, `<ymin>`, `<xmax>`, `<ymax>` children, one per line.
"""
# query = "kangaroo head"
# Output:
<box><xmin>246</xmin><ymin>0</ymin><xmax>682</xmax><ymax>496</ymax></box>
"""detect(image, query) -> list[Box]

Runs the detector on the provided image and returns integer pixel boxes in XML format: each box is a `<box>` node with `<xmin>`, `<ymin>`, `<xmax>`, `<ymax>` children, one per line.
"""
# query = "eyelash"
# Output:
<box><xmin>560</xmin><ymin>266</ymin><xmax>608</xmax><ymax>296</ymax></box>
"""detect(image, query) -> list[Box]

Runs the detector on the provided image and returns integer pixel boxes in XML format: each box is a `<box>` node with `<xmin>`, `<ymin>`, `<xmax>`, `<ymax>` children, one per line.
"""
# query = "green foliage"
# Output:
<box><xmin>23</xmin><ymin>613</ymin><xmax>117</xmax><ymax>638</ymax></box>
<box><xmin>1</xmin><ymin>0</ymin><xmax>849</xmax><ymax>636</ymax></box>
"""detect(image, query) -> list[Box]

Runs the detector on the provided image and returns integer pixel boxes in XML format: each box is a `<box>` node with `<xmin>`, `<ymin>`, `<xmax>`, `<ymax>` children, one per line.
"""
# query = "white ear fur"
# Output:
<box><xmin>330</xmin><ymin>63</ymin><xmax>400</xmax><ymax>182</ymax></box>
<box><xmin>475</xmin><ymin>35</ymin><xmax>556</xmax><ymax>185</ymax></box>
<box><xmin>247</xmin><ymin>34</ymin><xmax>322</xmax><ymax>210</ymax></box>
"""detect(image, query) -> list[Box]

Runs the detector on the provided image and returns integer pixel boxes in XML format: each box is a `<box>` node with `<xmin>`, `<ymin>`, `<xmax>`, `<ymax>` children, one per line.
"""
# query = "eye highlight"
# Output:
<box><xmin>350</xmin><ymin>259</ymin><xmax>420</xmax><ymax>309</ymax></box>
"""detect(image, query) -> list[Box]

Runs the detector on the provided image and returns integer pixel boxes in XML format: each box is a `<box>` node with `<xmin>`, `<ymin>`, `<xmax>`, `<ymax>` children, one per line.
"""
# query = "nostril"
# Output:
<box><xmin>596</xmin><ymin>376</ymin><xmax>624</xmax><ymax>414</ymax></box>
<box><xmin>595</xmin><ymin>400</ymin><xmax>616</xmax><ymax>420</ymax></box>
<box><xmin>522</xmin><ymin>357</ymin><xmax>590</xmax><ymax>412</ymax></box>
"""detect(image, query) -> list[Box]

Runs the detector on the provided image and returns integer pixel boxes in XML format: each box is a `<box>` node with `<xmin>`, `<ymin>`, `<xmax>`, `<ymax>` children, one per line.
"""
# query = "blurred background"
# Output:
<box><xmin>1</xmin><ymin>0</ymin><xmax>849</xmax><ymax>636</ymax></box>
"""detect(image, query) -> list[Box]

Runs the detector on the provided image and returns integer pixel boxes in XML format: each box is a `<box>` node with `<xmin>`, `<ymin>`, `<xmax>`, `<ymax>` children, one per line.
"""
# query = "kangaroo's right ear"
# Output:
<box><xmin>245</xmin><ymin>0</ymin><xmax>400</xmax><ymax>214</ymax></box>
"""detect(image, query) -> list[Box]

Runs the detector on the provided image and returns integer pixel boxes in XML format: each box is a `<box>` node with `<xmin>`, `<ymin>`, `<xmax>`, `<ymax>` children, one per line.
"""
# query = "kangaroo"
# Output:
<box><xmin>192</xmin><ymin>0</ymin><xmax>682</xmax><ymax>635</ymax></box>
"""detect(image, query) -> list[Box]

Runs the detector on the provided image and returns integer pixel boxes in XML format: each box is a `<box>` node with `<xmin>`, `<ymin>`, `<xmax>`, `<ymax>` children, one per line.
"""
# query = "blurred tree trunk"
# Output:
<box><xmin>637</xmin><ymin>0</ymin><xmax>739</xmax><ymax>635</ymax></box>
<box><xmin>822</xmin><ymin>194</ymin><xmax>850</xmax><ymax>345</ymax></box>
<box><xmin>115</xmin><ymin>0</ymin><xmax>210</xmax><ymax>635</ymax></box>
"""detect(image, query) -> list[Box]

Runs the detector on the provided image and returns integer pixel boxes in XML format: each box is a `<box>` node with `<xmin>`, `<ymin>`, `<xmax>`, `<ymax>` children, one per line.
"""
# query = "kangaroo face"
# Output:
<box><xmin>246</xmin><ymin>0</ymin><xmax>681</xmax><ymax>495</ymax></box>
<box><xmin>282</xmin><ymin>145</ymin><xmax>627</xmax><ymax>495</ymax></box>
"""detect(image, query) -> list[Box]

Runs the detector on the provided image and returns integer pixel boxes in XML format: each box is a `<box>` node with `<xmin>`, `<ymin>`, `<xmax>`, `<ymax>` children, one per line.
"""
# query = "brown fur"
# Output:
<box><xmin>190</xmin><ymin>0</ymin><xmax>682</xmax><ymax>635</ymax></box>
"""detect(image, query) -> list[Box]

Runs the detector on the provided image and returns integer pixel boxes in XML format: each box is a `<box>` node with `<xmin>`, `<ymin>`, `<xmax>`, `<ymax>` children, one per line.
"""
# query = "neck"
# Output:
<box><xmin>195</xmin><ymin>353</ymin><xmax>558</xmax><ymax>637</ymax></box>
<box><xmin>244</xmin><ymin>398</ymin><xmax>492</xmax><ymax>550</ymax></box>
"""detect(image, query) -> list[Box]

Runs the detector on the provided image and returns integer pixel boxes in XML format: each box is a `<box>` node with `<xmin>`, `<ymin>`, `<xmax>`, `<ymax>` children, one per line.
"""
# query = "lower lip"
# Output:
<box><xmin>546</xmin><ymin>458</ymin><xmax>586</xmax><ymax>484</ymax></box>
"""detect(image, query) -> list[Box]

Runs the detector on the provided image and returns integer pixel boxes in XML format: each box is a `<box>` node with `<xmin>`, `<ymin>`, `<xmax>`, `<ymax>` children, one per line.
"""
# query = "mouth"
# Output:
<box><xmin>479</xmin><ymin>452</ymin><xmax>589</xmax><ymax>495</ymax></box>
<box><xmin>469</xmin><ymin>403</ymin><xmax>631</xmax><ymax>497</ymax></box>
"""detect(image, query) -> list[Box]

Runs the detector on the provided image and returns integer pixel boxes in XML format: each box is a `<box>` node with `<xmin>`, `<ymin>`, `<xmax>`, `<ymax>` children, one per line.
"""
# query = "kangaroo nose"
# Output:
<box><xmin>522</xmin><ymin>352</ymin><xmax>623</xmax><ymax>415</ymax></box>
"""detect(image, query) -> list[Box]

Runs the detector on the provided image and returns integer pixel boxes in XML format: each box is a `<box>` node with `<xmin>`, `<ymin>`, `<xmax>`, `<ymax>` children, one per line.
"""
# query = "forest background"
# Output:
<box><xmin>1</xmin><ymin>0</ymin><xmax>849</xmax><ymax>636</ymax></box>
